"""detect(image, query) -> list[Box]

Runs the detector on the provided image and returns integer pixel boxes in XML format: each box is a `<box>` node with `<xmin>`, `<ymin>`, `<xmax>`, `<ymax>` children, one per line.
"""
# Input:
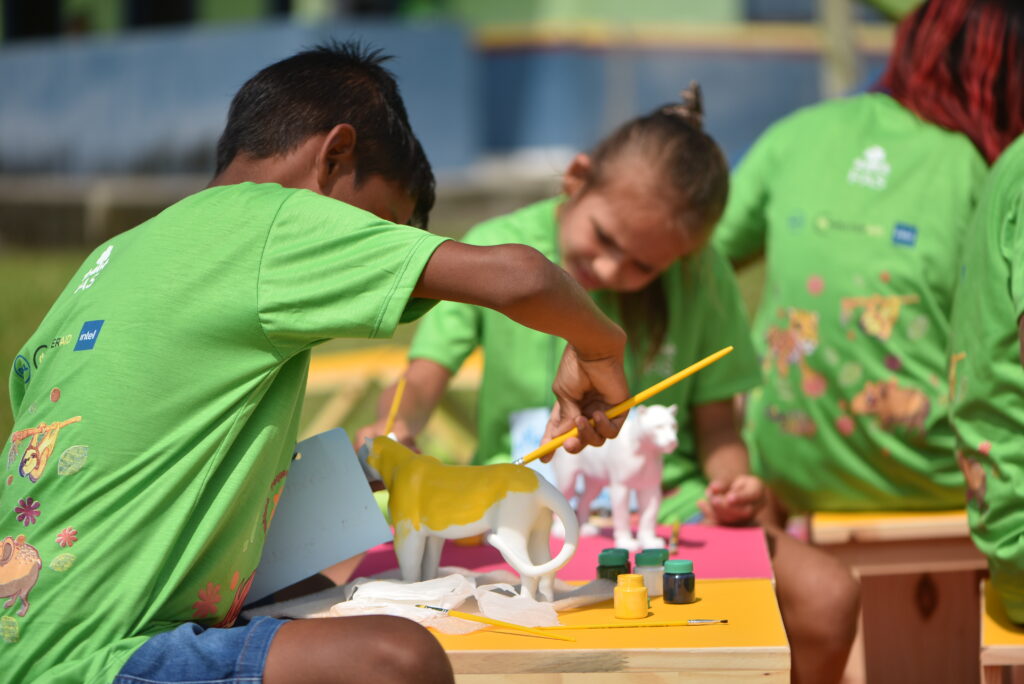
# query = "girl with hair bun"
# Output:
<box><xmin>361</xmin><ymin>84</ymin><xmax>860</xmax><ymax>684</ymax></box>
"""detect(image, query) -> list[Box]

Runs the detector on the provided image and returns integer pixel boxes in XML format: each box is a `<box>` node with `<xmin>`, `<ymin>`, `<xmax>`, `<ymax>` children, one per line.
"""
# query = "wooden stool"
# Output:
<box><xmin>811</xmin><ymin>510</ymin><xmax>987</xmax><ymax>684</ymax></box>
<box><xmin>981</xmin><ymin>578</ymin><xmax>1024</xmax><ymax>684</ymax></box>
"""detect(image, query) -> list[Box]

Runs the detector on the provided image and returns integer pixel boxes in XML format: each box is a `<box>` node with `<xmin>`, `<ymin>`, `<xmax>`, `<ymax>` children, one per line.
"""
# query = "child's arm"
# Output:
<box><xmin>412</xmin><ymin>241</ymin><xmax>629</xmax><ymax>451</ymax></box>
<box><xmin>693</xmin><ymin>399</ymin><xmax>765</xmax><ymax>525</ymax></box>
<box><xmin>356</xmin><ymin>358</ymin><xmax>451</xmax><ymax>450</ymax></box>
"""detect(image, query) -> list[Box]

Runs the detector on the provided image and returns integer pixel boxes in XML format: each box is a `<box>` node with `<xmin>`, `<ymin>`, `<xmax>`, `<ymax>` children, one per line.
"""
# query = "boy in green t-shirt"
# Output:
<box><xmin>1</xmin><ymin>42</ymin><xmax>630</xmax><ymax>684</ymax></box>
<box><xmin>949</xmin><ymin>134</ymin><xmax>1024</xmax><ymax>625</ymax></box>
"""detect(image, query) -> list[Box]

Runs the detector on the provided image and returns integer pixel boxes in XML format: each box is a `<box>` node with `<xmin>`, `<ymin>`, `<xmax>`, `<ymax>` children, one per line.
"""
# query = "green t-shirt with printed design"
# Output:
<box><xmin>1</xmin><ymin>182</ymin><xmax>447</xmax><ymax>683</ymax></box>
<box><xmin>409</xmin><ymin>197</ymin><xmax>761</xmax><ymax>523</ymax></box>
<box><xmin>949</xmin><ymin>134</ymin><xmax>1024</xmax><ymax>624</ymax></box>
<box><xmin>712</xmin><ymin>93</ymin><xmax>987</xmax><ymax>512</ymax></box>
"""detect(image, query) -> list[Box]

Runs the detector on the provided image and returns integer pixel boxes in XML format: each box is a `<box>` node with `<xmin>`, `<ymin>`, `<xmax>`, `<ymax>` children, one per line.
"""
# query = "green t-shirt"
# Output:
<box><xmin>949</xmin><ymin>134</ymin><xmax>1024</xmax><ymax>624</ymax></box>
<box><xmin>409</xmin><ymin>197</ymin><xmax>760</xmax><ymax>522</ymax></box>
<box><xmin>1</xmin><ymin>183</ymin><xmax>447</xmax><ymax>683</ymax></box>
<box><xmin>712</xmin><ymin>93</ymin><xmax>987</xmax><ymax>512</ymax></box>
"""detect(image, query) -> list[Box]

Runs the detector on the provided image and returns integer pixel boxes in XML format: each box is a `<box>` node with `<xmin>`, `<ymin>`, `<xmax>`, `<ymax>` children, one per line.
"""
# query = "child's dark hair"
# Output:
<box><xmin>583</xmin><ymin>83</ymin><xmax>729</xmax><ymax>365</ymax></box>
<box><xmin>880</xmin><ymin>0</ymin><xmax>1024</xmax><ymax>164</ymax></box>
<box><xmin>215</xmin><ymin>40</ymin><xmax>435</xmax><ymax>228</ymax></box>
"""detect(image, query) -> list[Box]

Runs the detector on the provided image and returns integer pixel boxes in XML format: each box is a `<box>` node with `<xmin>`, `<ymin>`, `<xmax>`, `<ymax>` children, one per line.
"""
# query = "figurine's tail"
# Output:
<box><xmin>487</xmin><ymin>477</ymin><xmax>579</xmax><ymax>578</ymax></box>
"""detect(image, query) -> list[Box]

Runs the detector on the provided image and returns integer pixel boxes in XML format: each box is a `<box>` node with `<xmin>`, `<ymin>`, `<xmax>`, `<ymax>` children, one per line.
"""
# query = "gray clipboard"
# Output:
<box><xmin>249</xmin><ymin>428</ymin><xmax>393</xmax><ymax>601</ymax></box>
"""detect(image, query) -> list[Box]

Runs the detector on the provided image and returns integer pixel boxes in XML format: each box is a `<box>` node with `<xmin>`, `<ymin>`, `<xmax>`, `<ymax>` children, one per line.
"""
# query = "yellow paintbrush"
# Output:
<box><xmin>537</xmin><ymin>619</ymin><xmax>728</xmax><ymax>630</ymax></box>
<box><xmin>514</xmin><ymin>346</ymin><xmax>734</xmax><ymax>466</ymax></box>
<box><xmin>416</xmin><ymin>605</ymin><xmax>576</xmax><ymax>642</ymax></box>
<box><xmin>383</xmin><ymin>376</ymin><xmax>407</xmax><ymax>436</ymax></box>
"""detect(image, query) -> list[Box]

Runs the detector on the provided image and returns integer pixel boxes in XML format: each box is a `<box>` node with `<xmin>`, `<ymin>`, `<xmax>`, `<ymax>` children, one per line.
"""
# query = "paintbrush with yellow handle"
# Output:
<box><xmin>514</xmin><ymin>346</ymin><xmax>734</xmax><ymax>466</ymax></box>
<box><xmin>416</xmin><ymin>605</ymin><xmax>576</xmax><ymax>642</ymax></box>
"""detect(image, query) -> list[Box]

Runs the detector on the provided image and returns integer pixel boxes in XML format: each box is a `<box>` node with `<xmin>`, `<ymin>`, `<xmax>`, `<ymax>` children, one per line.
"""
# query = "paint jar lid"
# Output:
<box><xmin>616</xmin><ymin>573</ymin><xmax>644</xmax><ymax>588</ymax></box>
<box><xmin>598</xmin><ymin>548</ymin><xmax>629</xmax><ymax>566</ymax></box>
<box><xmin>643</xmin><ymin>548</ymin><xmax>669</xmax><ymax>564</ymax></box>
<box><xmin>634</xmin><ymin>550</ymin><xmax>664</xmax><ymax>567</ymax></box>
<box><xmin>665</xmin><ymin>559</ymin><xmax>694</xmax><ymax>574</ymax></box>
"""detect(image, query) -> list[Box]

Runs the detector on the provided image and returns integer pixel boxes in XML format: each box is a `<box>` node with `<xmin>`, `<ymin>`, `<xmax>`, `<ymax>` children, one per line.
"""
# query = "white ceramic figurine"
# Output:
<box><xmin>359</xmin><ymin>437</ymin><xmax>579</xmax><ymax>601</ymax></box>
<box><xmin>552</xmin><ymin>404</ymin><xmax>679</xmax><ymax>552</ymax></box>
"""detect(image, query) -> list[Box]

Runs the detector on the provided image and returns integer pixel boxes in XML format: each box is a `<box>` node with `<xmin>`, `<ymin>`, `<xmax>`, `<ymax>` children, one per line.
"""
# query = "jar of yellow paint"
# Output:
<box><xmin>613</xmin><ymin>573</ymin><xmax>649</xmax><ymax>619</ymax></box>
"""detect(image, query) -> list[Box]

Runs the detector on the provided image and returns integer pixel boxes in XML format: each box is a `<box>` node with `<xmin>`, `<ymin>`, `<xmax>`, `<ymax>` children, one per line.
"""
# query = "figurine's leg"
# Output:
<box><xmin>576</xmin><ymin>477</ymin><xmax>603</xmax><ymax>536</ymax></box>
<box><xmin>609</xmin><ymin>482</ymin><xmax>639</xmax><ymax>551</ymax></box>
<box><xmin>635</xmin><ymin>486</ymin><xmax>665</xmax><ymax>549</ymax></box>
<box><xmin>519</xmin><ymin>574</ymin><xmax>540</xmax><ymax>601</ymax></box>
<box><xmin>528</xmin><ymin>512</ymin><xmax>553</xmax><ymax>565</ymax></box>
<box><xmin>490</xmin><ymin>525</ymin><xmax>538</xmax><ymax>600</ymax></box>
<box><xmin>421</xmin><ymin>535</ymin><xmax>445</xmax><ymax>580</ymax></box>
<box><xmin>395</xmin><ymin>530</ymin><xmax>427</xmax><ymax>583</ymax></box>
<box><xmin>528</xmin><ymin>513</ymin><xmax>555</xmax><ymax>601</ymax></box>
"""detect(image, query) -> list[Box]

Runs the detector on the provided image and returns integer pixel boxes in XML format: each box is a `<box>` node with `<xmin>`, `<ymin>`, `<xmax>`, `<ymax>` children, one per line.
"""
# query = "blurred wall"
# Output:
<box><xmin>0</xmin><ymin>20</ymin><xmax>479</xmax><ymax>174</ymax></box>
<box><xmin>0</xmin><ymin>18</ymin><xmax>889</xmax><ymax>176</ymax></box>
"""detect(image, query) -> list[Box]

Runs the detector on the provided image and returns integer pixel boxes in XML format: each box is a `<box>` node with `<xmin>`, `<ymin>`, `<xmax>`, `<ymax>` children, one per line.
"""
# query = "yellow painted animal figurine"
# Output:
<box><xmin>359</xmin><ymin>437</ymin><xmax>579</xmax><ymax>601</ymax></box>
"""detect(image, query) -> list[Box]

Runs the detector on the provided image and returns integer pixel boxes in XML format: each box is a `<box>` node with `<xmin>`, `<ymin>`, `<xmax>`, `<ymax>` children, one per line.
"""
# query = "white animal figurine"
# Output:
<box><xmin>552</xmin><ymin>404</ymin><xmax>679</xmax><ymax>552</ymax></box>
<box><xmin>359</xmin><ymin>437</ymin><xmax>579</xmax><ymax>601</ymax></box>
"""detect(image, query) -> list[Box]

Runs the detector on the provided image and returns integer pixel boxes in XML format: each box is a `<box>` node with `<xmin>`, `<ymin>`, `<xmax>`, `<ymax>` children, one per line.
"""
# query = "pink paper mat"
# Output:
<box><xmin>351</xmin><ymin>524</ymin><xmax>773</xmax><ymax>581</ymax></box>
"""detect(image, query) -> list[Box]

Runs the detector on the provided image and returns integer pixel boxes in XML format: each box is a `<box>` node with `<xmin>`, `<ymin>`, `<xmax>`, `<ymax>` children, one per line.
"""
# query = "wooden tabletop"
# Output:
<box><xmin>435</xmin><ymin>578</ymin><xmax>789</xmax><ymax>682</ymax></box>
<box><xmin>810</xmin><ymin>509</ymin><xmax>971</xmax><ymax>545</ymax></box>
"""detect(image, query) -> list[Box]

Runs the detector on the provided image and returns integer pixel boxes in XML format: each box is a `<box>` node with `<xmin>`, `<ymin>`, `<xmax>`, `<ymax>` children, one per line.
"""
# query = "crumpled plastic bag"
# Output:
<box><xmin>243</xmin><ymin>567</ymin><xmax>615</xmax><ymax>635</ymax></box>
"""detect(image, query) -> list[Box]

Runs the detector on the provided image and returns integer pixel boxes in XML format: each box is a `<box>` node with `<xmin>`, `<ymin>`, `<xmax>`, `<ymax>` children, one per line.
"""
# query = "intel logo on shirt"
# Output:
<box><xmin>74</xmin><ymin>320</ymin><xmax>104</xmax><ymax>351</ymax></box>
<box><xmin>892</xmin><ymin>223</ymin><xmax>918</xmax><ymax>247</ymax></box>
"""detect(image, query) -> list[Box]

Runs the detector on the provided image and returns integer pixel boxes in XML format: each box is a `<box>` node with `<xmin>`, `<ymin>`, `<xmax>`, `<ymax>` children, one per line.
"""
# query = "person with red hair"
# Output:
<box><xmin>712</xmin><ymin>0</ymin><xmax>1024</xmax><ymax>647</ymax></box>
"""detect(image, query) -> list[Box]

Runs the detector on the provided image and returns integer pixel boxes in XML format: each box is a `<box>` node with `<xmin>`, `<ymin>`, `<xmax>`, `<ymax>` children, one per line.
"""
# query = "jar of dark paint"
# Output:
<box><xmin>596</xmin><ymin>548</ymin><xmax>630</xmax><ymax>581</ymax></box>
<box><xmin>663</xmin><ymin>559</ymin><xmax>696</xmax><ymax>604</ymax></box>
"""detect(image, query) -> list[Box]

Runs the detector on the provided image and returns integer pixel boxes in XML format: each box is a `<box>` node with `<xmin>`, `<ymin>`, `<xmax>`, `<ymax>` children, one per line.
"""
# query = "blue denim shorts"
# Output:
<box><xmin>113</xmin><ymin>617</ymin><xmax>288</xmax><ymax>683</ymax></box>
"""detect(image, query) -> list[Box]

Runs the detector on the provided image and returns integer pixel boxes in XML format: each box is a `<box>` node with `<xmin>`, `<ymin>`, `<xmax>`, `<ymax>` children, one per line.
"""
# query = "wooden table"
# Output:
<box><xmin>350</xmin><ymin>525</ymin><xmax>788</xmax><ymax>682</ymax></box>
<box><xmin>981</xmin><ymin>579</ymin><xmax>1024</xmax><ymax>684</ymax></box>
<box><xmin>810</xmin><ymin>509</ymin><xmax>986</xmax><ymax>575</ymax></box>
<box><xmin>810</xmin><ymin>510</ymin><xmax>987</xmax><ymax>684</ymax></box>
<box><xmin>436</xmin><ymin>578</ymin><xmax>789</xmax><ymax>683</ymax></box>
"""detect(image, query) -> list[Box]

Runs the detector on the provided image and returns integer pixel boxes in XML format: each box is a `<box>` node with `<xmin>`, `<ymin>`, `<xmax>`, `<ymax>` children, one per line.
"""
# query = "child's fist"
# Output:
<box><xmin>697</xmin><ymin>474</ymin><xmax>765</xmax><ymax>526</ymax></box>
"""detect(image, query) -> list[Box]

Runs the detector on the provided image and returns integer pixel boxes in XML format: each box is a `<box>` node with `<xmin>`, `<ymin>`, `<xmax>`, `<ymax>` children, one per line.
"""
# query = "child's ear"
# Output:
<box><xmin>561</xmin><ymin>153</ymin><xmax>592</xmax><ymax>199</ymax></box>
<box><xmin>316</xmin><ymin>123</ymin><xmax>358</xmax><ymax>193</ymax></box>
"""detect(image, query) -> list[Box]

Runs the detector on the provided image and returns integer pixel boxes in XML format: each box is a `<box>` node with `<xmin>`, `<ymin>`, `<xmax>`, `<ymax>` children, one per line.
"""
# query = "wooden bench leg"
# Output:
<box><xmin>858</xmin><ymin>570</ymin><xmax>981</xmax><ymax>684</ymax></box>
<box><xmin>982</xmin><ymin>665</ymin><xmax>1004</xmax><ymax>684</ymax></box>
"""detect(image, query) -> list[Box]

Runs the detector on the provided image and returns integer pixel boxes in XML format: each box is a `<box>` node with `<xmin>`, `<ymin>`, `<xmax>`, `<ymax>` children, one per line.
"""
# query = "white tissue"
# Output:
<box><xmin>242</xmin><ymin>567</ymin><xmax>616</xmax><ymax>635</ymax></box>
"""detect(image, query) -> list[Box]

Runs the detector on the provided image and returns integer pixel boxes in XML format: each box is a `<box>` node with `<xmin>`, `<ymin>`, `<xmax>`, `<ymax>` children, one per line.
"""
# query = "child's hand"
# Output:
<box><xmin>353</xmin><ymin>420</ymin><xmax>420</xmax><ymax>454</ymax></box>
<box><xmin>697</xmin><ymin>474</ymin><xmax>765</xmax><ymax>526</ymax></box>
<box><xmin>541</xmin><ymin>343</ymin><xmax>629</xmax><ymax>459</ymax></box>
